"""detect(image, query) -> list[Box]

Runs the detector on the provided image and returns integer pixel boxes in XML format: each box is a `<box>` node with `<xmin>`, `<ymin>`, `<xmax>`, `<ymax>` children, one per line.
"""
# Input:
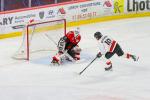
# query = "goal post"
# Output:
<box><xmin>13</xmin><ymin>19</ymin><xmax>66</xmax><ymax>60</ymax></box>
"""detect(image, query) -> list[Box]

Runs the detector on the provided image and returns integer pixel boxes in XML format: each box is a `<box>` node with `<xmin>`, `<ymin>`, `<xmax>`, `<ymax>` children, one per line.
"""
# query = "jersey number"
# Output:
<box><xmin>104</xmin><ymin>38</ymin><xmax>111</xmax><ymax>45</ymax></box>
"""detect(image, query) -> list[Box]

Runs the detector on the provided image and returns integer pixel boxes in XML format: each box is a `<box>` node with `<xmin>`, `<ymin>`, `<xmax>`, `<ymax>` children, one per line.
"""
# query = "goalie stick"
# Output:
<box><xmin>79</xmin><ymin>56</ymin><xmax>97</xmax><ymax>75</ymax></box>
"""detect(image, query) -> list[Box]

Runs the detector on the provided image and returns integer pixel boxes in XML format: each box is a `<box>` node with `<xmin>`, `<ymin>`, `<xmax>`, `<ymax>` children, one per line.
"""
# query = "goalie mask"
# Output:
<box><xmin>74</xmin><ymin>27</ymin><xmax>80</xmax><ymax>36</ymax></box>
<box><xmin>66</xmin><ymin>30</ymin><xmax>81</xmax><ymax>44</ymax></box>
<box><xmin>94</xmin><ymin>31</ymin><xmax>102</xmax><ymax>40</ymax></box>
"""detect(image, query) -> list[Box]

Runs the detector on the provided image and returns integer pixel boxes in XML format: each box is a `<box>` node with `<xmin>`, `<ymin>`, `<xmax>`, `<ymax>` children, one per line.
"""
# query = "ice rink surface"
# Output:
<box><xmin>0</xmin><ymin>17</ymin><xmax>150</xmax><ymax>100</ymax></box>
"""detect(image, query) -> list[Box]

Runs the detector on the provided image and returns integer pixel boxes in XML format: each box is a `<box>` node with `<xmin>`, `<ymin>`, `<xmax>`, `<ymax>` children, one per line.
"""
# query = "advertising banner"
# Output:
<box><xmin>0</xmin><ymin>0</ymin><xmax>149</xmax><ymax>35</ymax></box>
<box><xmin>0</xmin><ymin>0</ymin><xmax>113</xmax><ymax>34</ymax></box>
<box><xmin>125</xmin><ymin>0</ymin><xmax>150</xmax><ymax>13</ymax></box>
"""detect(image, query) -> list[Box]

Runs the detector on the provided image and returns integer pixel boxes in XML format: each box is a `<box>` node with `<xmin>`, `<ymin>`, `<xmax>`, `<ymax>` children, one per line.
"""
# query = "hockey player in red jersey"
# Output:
<box><xmin>51</xmin><ymin>28</ymin><xmax>81</xmax><ymax>65</ymax></box>
<box><xmin>94</xmin><ymin>31</ymin><xmax>139</xmax><ymax>71</ymax></box>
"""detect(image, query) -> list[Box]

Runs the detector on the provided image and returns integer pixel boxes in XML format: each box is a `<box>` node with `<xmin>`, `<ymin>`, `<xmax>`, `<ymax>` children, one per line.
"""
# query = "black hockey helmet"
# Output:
<box><xmin>94</xmin><ymin>31</ymin><xmax>102</xmax><ymax>40</ymax></box>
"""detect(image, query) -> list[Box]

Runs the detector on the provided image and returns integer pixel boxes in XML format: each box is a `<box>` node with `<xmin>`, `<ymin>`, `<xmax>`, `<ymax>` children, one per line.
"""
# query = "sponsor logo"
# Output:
<box><xmin>127</xmin><ymin>0</ymin><xmax>150</xmax><ymax>12</ymax></box>
<box><xmin>81</xmin><ymin>8</ymin><xmax>88</xmax><ymax>13</ymax></box>
<box><xmin>80</xmin><ymin>2</ymin><xmax>101</xmax><ymax>8</ymax></box>
<box><xmin>114</xmin><ymin>0</ymin><xmax>124</xmax><ymax>13</ymax></box>
<box><xmin>68</xmin><ymin>5</ymin><xmax>79</xmax><ymax>10</ymax></box>
<box><xmin>57</xmin><ymin>8</ymin><xmax>66</xmax><ymax>18</ymax></box>
<box><xmin>103</xmin><ymin>0</ymin><xmax>113</xmax><ymax>15</ymax></box>
<box><xmin>72</xmin><ymin>12</ymin><xmax>97</xmax><ymax>21</ymax></box>
<box><xmin>103</xmin><ymin>0</ymin><xmax>112</xmax><ymax>7</ymax></box>
<box><xmin>0</xmin><ymin>17</ymin><xmax>13</xmax><ymax>25</ymax></box>
<box><xmin>12</xmin><ymin>25</ymin><xmax>25</xmax><ymax>29</ymax></box>
<box><xmin>68</xmin><ymin>2</ymin><xmax>101</xmax><ymax>10</ymax></box>
<box><xmin>15</xmin><ymin>14</ymin><xmax>36</xmax><ymax>23</ymax></box>
<box><xmin>39</xmin><ymin>11</ymin><xmax>45</xmax><ymax>19</ymax></box>
<box><xmin>48</xmin><ymin>10</ymin><xmax>54</xmax><ymax>15</ymax></box>
<box><xmin>57</xmin><ymin>8</ymin><xmax>66</xmax><ymax>15</ymax></box>
<box><xmin>46</xmin><ymin>10</ymin><xmax>55</xmax><ymax>18</ymax></box>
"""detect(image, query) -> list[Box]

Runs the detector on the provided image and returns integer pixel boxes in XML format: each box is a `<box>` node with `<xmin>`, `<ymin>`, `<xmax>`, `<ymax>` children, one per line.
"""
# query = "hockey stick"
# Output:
<box><xmin>79</xmin><ymin>56</ymin><xmax>97</xmax><ymax>75</ymax></box>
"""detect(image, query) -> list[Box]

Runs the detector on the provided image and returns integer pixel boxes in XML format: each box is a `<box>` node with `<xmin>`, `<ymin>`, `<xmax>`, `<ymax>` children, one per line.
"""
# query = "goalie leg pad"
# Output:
<box><xmin>51</xmin><ymin>53</ymin><xmax>64</xmax><ymax>64</ymax></box>
<box><xmin>70</xmin><ymin>45</ymin><xmax>81</xmax><ymax>60</ymax></box>
<box><xmin>72</xmin><ymin>45</ymin><xmax>81</xmax><ymax>53</ymax></box>
<box><xmin>74</xmin><ymin>53</ymin><xmax>80</xmax><ymax>60</ymax></box>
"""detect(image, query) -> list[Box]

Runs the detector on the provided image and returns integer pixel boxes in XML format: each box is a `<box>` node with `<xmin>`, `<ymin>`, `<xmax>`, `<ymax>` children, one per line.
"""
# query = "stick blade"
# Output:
<box><xmin>79</xmin><ymin>71</ymin><xmax>83</xmax><ymax>75</ymax></box>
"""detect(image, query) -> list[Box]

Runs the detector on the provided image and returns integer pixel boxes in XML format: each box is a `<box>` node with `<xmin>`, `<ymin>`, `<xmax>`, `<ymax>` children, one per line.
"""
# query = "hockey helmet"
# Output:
<box><xmin>66</xmin><ymin>30</ymin><xmax>81</xmax><ymax>44</ymax></box>
<box><xmin>94</xmin><ymin>31</ymin><xmax>102</xmax><ymax>40</ymax></box>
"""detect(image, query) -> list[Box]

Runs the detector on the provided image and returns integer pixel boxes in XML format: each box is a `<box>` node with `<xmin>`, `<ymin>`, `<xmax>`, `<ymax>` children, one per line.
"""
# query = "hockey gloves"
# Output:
<box><xmin>96</xmin><ymin>52</ymin><xmax>102</xmax><ymax>58</ymax></box>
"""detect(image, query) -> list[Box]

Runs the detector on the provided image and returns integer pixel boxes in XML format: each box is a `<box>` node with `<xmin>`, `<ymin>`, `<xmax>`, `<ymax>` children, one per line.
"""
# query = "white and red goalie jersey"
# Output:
<box><xmin>97</xmin><ymin>35</ymin><xmax>117</xmax><ymax>55</ymax></box>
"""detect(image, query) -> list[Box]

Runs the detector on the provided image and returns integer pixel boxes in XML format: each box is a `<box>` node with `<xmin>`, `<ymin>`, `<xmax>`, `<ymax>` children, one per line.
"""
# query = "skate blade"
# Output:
<box><xmin>50</xmin><ymin>62</ymin><xmax>60</xmax><ymax>66</ymax></box>
<box><xmin>136</xmin><ymin>56</ymin><xmax>139</xmax><ymax>61</ymax></box>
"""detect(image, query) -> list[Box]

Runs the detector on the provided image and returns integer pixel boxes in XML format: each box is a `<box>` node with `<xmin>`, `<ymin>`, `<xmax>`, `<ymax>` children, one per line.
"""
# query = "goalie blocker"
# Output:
<box><xmin>51</xmin><ymin>28</ymin><xmax>81</xmax><ymax>65</ymax></box>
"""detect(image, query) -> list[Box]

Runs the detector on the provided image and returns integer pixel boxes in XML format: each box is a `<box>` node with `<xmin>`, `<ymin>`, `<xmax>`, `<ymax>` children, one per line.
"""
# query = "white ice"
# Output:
<box><xmin>0</xmin><ymin>17</ymin><xmax>150</xmax><ymax>100</ymax></box>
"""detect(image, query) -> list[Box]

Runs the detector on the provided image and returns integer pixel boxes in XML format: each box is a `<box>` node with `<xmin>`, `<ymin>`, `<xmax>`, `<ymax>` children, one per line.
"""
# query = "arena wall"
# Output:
<box><xmin>0</xmin><ymin>0</ymin><xmax>150</xmax><ymax>39</ymax></box>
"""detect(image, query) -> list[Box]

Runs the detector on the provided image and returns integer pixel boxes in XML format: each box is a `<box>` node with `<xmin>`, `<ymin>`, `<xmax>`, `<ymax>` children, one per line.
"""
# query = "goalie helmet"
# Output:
<box><xmin>66</xmin><ymin>30</ymin><xmax>81</xmax><ymax>44</ymax></box>
<box><xmin>94</xmin><ymin>31</ymin><xmax>102</xmax><ymax>40</ymax></box>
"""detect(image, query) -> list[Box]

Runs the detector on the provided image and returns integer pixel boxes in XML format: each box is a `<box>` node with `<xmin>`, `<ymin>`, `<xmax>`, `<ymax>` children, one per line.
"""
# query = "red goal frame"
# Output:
<box><xmin>26</xmin><ymin>19</ymin><xmax>66</xmax><ymax>60</ymax></box>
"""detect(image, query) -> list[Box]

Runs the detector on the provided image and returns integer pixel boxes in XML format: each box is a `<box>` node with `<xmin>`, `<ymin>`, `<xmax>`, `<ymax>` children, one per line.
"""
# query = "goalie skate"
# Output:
<box><xmin>51</xmin><ymin>59</ymin><xmax>60</xmax><ymax>66</ymax></box>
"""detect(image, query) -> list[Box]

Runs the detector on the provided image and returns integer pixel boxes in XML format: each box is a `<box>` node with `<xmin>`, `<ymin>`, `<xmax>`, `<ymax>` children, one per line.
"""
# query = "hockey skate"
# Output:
<box><xmin>105</xmin><ymin>65</ymin><xmax>112</xmax><ymax>71</ymax></box>
<box><xmin>51</xmin><ymin>60</ymin><xmax>60</xmax><ymax>66</ymax></box>
<box><xmin>131</xmin><ymin>55</ymin><xmax>139</xmax><ymax>61</ymax></box>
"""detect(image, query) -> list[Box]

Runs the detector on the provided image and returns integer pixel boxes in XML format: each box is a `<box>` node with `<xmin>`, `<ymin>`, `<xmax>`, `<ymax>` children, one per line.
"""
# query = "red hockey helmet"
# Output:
<box><xmin>66</xmin><ymin>30</ymin><xmax>81</xmax><ymax>44</ymax></box>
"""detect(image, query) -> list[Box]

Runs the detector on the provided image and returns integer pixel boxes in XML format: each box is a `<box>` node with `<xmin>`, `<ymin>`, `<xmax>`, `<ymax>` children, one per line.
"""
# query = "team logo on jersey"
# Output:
<box><xmin>39</xmin><ymin>11</ymin><xmax>45</xmax><ymax>19</ymax></box>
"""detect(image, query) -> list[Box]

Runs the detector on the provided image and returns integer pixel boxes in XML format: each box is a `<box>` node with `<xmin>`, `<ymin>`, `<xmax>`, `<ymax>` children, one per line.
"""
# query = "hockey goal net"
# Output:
<box><xmin>13</xmin><ymin>19</ymin><xmax>66</xmax><ymax>60</ymax></box>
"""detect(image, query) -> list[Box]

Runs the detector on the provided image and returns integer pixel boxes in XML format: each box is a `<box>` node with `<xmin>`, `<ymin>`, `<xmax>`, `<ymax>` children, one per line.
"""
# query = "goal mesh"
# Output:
<box><xmin>13</xmin><ymin>19</ymin><xmax>66</xmax><ymax>60</ymax></box>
